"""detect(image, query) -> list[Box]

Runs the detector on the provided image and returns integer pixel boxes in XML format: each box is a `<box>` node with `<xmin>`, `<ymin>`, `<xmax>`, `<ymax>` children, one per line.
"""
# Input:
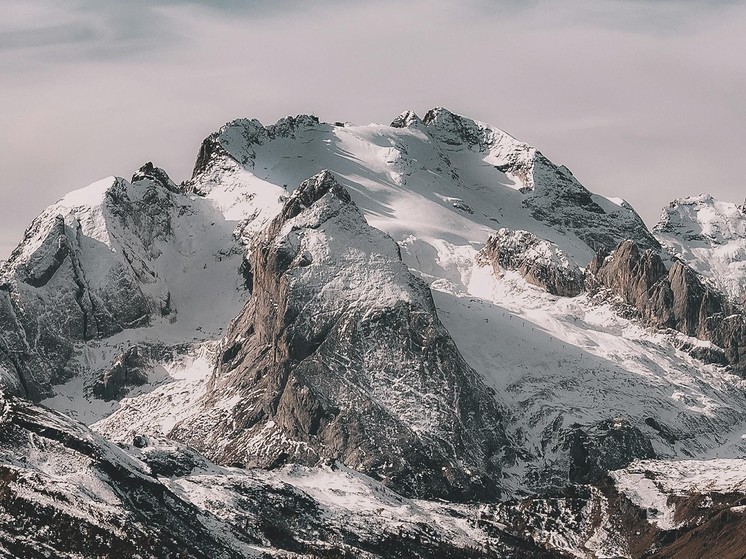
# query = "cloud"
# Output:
<box><xmin>0</xmin><ymin>23</ymin><xmax>96</xmax><ymax>50</ymax></box>
<box><xmin>0</xmin><ymin>0</ymin><xmax>735</xmax><ymax>60</ymax></box>
<box><xmin>0</xmin><ymin>0</ymin><xmax>362</xmax><ymax>69</ymax></box>
<box><xmin>0</xmin><ymin>2</ymin><xmax>178</xmax><ymax>63</ymax></box>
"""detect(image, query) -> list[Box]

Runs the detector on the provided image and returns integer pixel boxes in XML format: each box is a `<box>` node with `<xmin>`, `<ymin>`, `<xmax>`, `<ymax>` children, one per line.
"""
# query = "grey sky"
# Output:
<box><xmin>1</xmin><ymin>0</ymin><xmax>744</xmax><ymax>257</ymax></box>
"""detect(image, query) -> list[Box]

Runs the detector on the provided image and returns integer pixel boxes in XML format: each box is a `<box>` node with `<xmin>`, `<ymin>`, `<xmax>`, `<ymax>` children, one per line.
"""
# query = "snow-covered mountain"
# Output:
<box><xmin>1</xmin><ymin>108</ymin><xmax>745</xmax><ymax>558</ymax></box>
<box><xmin>655</xmin><ymin>194</ymin><xmax>746</xmax><ymax>302</ymax></box>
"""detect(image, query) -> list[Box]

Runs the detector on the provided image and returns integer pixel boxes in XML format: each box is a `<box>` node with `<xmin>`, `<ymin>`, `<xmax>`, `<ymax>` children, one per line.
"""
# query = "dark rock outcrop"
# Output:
<box><xmin>131</xmin><ymin>161</ymin><xmax>180</xmax><ymax>193</ymax></box>
<box><xmin>478</xmin><ymin>228</ymin><xmax>584</xmax><ymax>297</ymax></box>
<box><xmin>564</xmin><ymin>419</ymin><xmax>655</xmax><ymax>484</ymax></box>
<box><xmin>390</xmin><ymin>110</ymin><xmax>423</xmax><ymax>129</ymax></box>
<box><xmin>0</xmin><ymin>393</ymin><xmax>244</xmax><ymax>559</ymax></box>
<box><xmin>586</xmin><ymin>240</ymin><xmax>675</xmax><ymax>327</ymax></box>
<box><xmin>89</xmin><ymin>346</ymin><xmax>149</xmax><ymax>401</ymax></box>
<box><xmin>587</xmin><ymin>239</ymin><xmax>746</xmax><ymax>375</ymax></box>
<box><xmin>172</xmin><ymin>170</ymin><xmax>512</xmax><ymax>502</ymax></box>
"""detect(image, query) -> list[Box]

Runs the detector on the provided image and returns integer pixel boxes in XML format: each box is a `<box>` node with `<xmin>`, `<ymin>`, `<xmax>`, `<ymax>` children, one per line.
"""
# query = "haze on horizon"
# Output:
<box><xmin>1</xmin><ymin>0</ymin><xmax>744</xmax><ymax>258</ymax></box>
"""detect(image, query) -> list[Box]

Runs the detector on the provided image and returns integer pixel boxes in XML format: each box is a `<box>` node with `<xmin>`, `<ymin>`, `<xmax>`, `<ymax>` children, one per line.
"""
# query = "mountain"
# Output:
<box><xmin>1</xmin><ymin>108</ymin><xmax>745</xmax><ymax>558</ymax></box>
<box><xmin>655</xmin><ymin>194</ymin><xmax>746</xmax><ymax>302</ymax></box>
<box><xmin>0</xmin><ymin>163</ymin><xmax>249</xmax><ymax>403</ymax></box>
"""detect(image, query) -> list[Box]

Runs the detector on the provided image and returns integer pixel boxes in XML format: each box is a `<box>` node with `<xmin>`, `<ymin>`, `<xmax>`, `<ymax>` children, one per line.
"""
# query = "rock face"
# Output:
<box><xmin>6</xmin><ymin>108</ymin><xmax>746</xmax><ymax>557</ymax></box>
<box><xmin>478</xmin><ymin>228</ymin><xmax>584</xmax><ymax>297</ymax></box>
<box><xmin>189</xmin><ymin>114</ymin><xmax>322</xmax><ymax>184</ymax></box>
<box><xmin>477</xmin><ymin>232</ymin><xmax>746</xmax><ymax>375</ymax></box>
<box><xmin>0</xmin><ymin>162</ymin><xmax>250</xmax><ymax>402</ymax></box>
<box><xmin>486</xmin><ymin>458</ymin><xmax>746</xmax><ymax>559</ymax></box>
<box><xmin>522</xmin><ymin>153</ymin><xmax>660</xmax><ymax>254</ymax></box>
<box><xmin>587</xmin><ymin>239</ymin><xmax>746</xmax><ymax>375</ymax></box>
<box><xmin>89</xmin><ymin>345</ymin><xmax>150</xmax><ymax>401</ymax></box>
<box><xmin>0</xmin><ymin>176</ymin><xmax>165</xmax><ymax>399</ymax></box>
<box><xmin>171</xmin><ymin>171</ymin><xmax>512</xmax><ymax>501</ymax></box>
<box><xmin>564</xmin><ymin>419</ymin><xmax>656</xmax><ymax>484</ymax></box>
<box><xmin>2</xmin><ymin>391</ymin><xmax>562</xmax><ymax>559</ymax></box>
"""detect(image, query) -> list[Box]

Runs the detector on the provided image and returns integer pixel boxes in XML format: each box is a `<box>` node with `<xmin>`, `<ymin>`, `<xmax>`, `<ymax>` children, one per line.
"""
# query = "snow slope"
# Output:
<box><xmin>190</xmin><ymin>109</ymin><xmax>655</xmax><ymax>281</ymax></box>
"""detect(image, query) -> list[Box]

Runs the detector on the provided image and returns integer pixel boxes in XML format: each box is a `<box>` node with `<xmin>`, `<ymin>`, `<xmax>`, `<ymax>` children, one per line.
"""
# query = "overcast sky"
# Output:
<box><xmin>1</xmin><ymin>0</ymin><xmax>744</xmax><ymax>258</ymax></box>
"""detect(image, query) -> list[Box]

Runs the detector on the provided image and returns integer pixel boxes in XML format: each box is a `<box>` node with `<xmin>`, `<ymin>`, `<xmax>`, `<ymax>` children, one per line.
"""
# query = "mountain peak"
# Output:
<box><xmin>653</xmin><ymin>193</ymin><xmax>746</xmax><ymax>300</ymax></box>
<box><xmin>390</xmin><ymin>110</ymin><xmax>422</xmax><ymax>128</ymax></box>
<box><xmin>655</xmin><ymin>193</ymin><xmax>746</xmax><ymax>242</ymax></box>
<box><xmin>281</xmin><ymin>170</ymin><xmax>350</xmax><ymax>222</ymax></box>
<box><xmin>422</xmin><ymin>106</ymin><xmax>486</xmax><ymax>146</ymax></box>
<box><xmin>267</xmin><ymin>114</ymin><xmax>320</xmax><ymax>138</ymax></box>
<box><xmin>131</xmin><ymin>162</ymin><xmax>178</xmax><ymax>192</ymax></box>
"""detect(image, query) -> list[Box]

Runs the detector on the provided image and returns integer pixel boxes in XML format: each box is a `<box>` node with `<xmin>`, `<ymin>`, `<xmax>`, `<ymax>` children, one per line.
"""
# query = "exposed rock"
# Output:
<box><xmin>107</xmin><ymin>174</ymin><xmax>175</xmax><ymax>252</ymax></box>
<box><xmin>452</xmin><ymin>199</ymin><xmax>474</xmax><ymax>214</ymax></box>
<box><xmin>190</xmin><ymin>117</ymin><xmax>267</xmax><ymax>181</ymax></box>
<box><xmin>89</xmin><ymin>346</ymin><xmax>149</xmax><ymax>401</ymax></box>
<box><xmin>478</xmin><ymin>228</ymin><xmax>584</xmax><ymax>297</ymax></box>
<box><xmin>655</xmin><ymin>194</ymin><xmax>746</xmax><ymax>303</ymax></box>
<box><xmin>0</xmin><ymin>393</ymin><xmax>244</xmax><ymax>559</ymax></box>
<box><xmin>6</xmin><ymin>391</ymin><xmax>548</xmax><ymax>558</ymax></box>
<box><xmin>0</xmin><ymin>166</ymin><xmax>246</xmax><ymax>400</ymax></box>
<box><xmin>0</xmin><ymin>203</ymin><xmax>151</xmax><ymax>398</ymax></box>
<box><xmin>587</xmin><ymin>239</ymin><xmax>746</xmax><ymax>375</ymax></box>
<box><xmin>420</xmin><ymin>107</ymin><xmax>659</xmax><ymax>254</ymax></box>
<box><xmin>523</xmin><ymin>154</ymin><xmax>660</xmax><ymax>254</ymax></box>
<box><xmin>586</xmin><ymin>240</ymin><xmax>675</xmax><ymax>327</ymax></box>
<box><xmin>423</xmin><ymin>107</ymin><xmax>487</xmax><ymax>147</ymax></box>
<box><xmin>267</xmin><ymin>114</ymin><xmax>320</xmax><ymax>139</ymax></box>
<box><xmin>171</xmin><ymin>170</ymin><xmax>512</xmax><ymax>502</ymax></box>
<box><xmin>131</xmin><ymin>161</ymin><xmax>180</xmax><ymax>193</ymax></box>
<box><xmin>485</xmin><ymin>458</ymin><xmax>746</xmax><ymax>559</ymax></box>
<box><xmin>390</xmin><ymin>110</ymin><xmax>423</xmax><ymax>128</ymax></box>
<box><xmin>672</xmin><ymin>335</ymin><xmax>729</xmax><ymax>367</ymax></box>
<box><xmin>563</xmin><ymin>418</ymin><xmax>655</xmax><ymax>484</ymax></box>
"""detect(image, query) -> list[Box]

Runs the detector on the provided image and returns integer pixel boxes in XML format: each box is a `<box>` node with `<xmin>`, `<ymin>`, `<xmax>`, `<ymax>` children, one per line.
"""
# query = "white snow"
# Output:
<box><xmin>92</xmin><ymin>343</ymin><xmax>217</xmax><ymax>438</ymax></box>
<box><xmin>655</xmin><ymin>194</ymin><xmax>746</xmax><ymax>300</ymax></box>
<box><xmin>611</xmin><ymin>458</ymin><xmax>746</xmax><ymax>529</ymax></box>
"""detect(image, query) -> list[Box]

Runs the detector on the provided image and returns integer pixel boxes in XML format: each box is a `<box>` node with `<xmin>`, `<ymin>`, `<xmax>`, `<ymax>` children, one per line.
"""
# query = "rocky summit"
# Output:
<box><xmin>1</xmin><ymin>108</ymin><xmax>746</xmax><ymax>558</ymax></box>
